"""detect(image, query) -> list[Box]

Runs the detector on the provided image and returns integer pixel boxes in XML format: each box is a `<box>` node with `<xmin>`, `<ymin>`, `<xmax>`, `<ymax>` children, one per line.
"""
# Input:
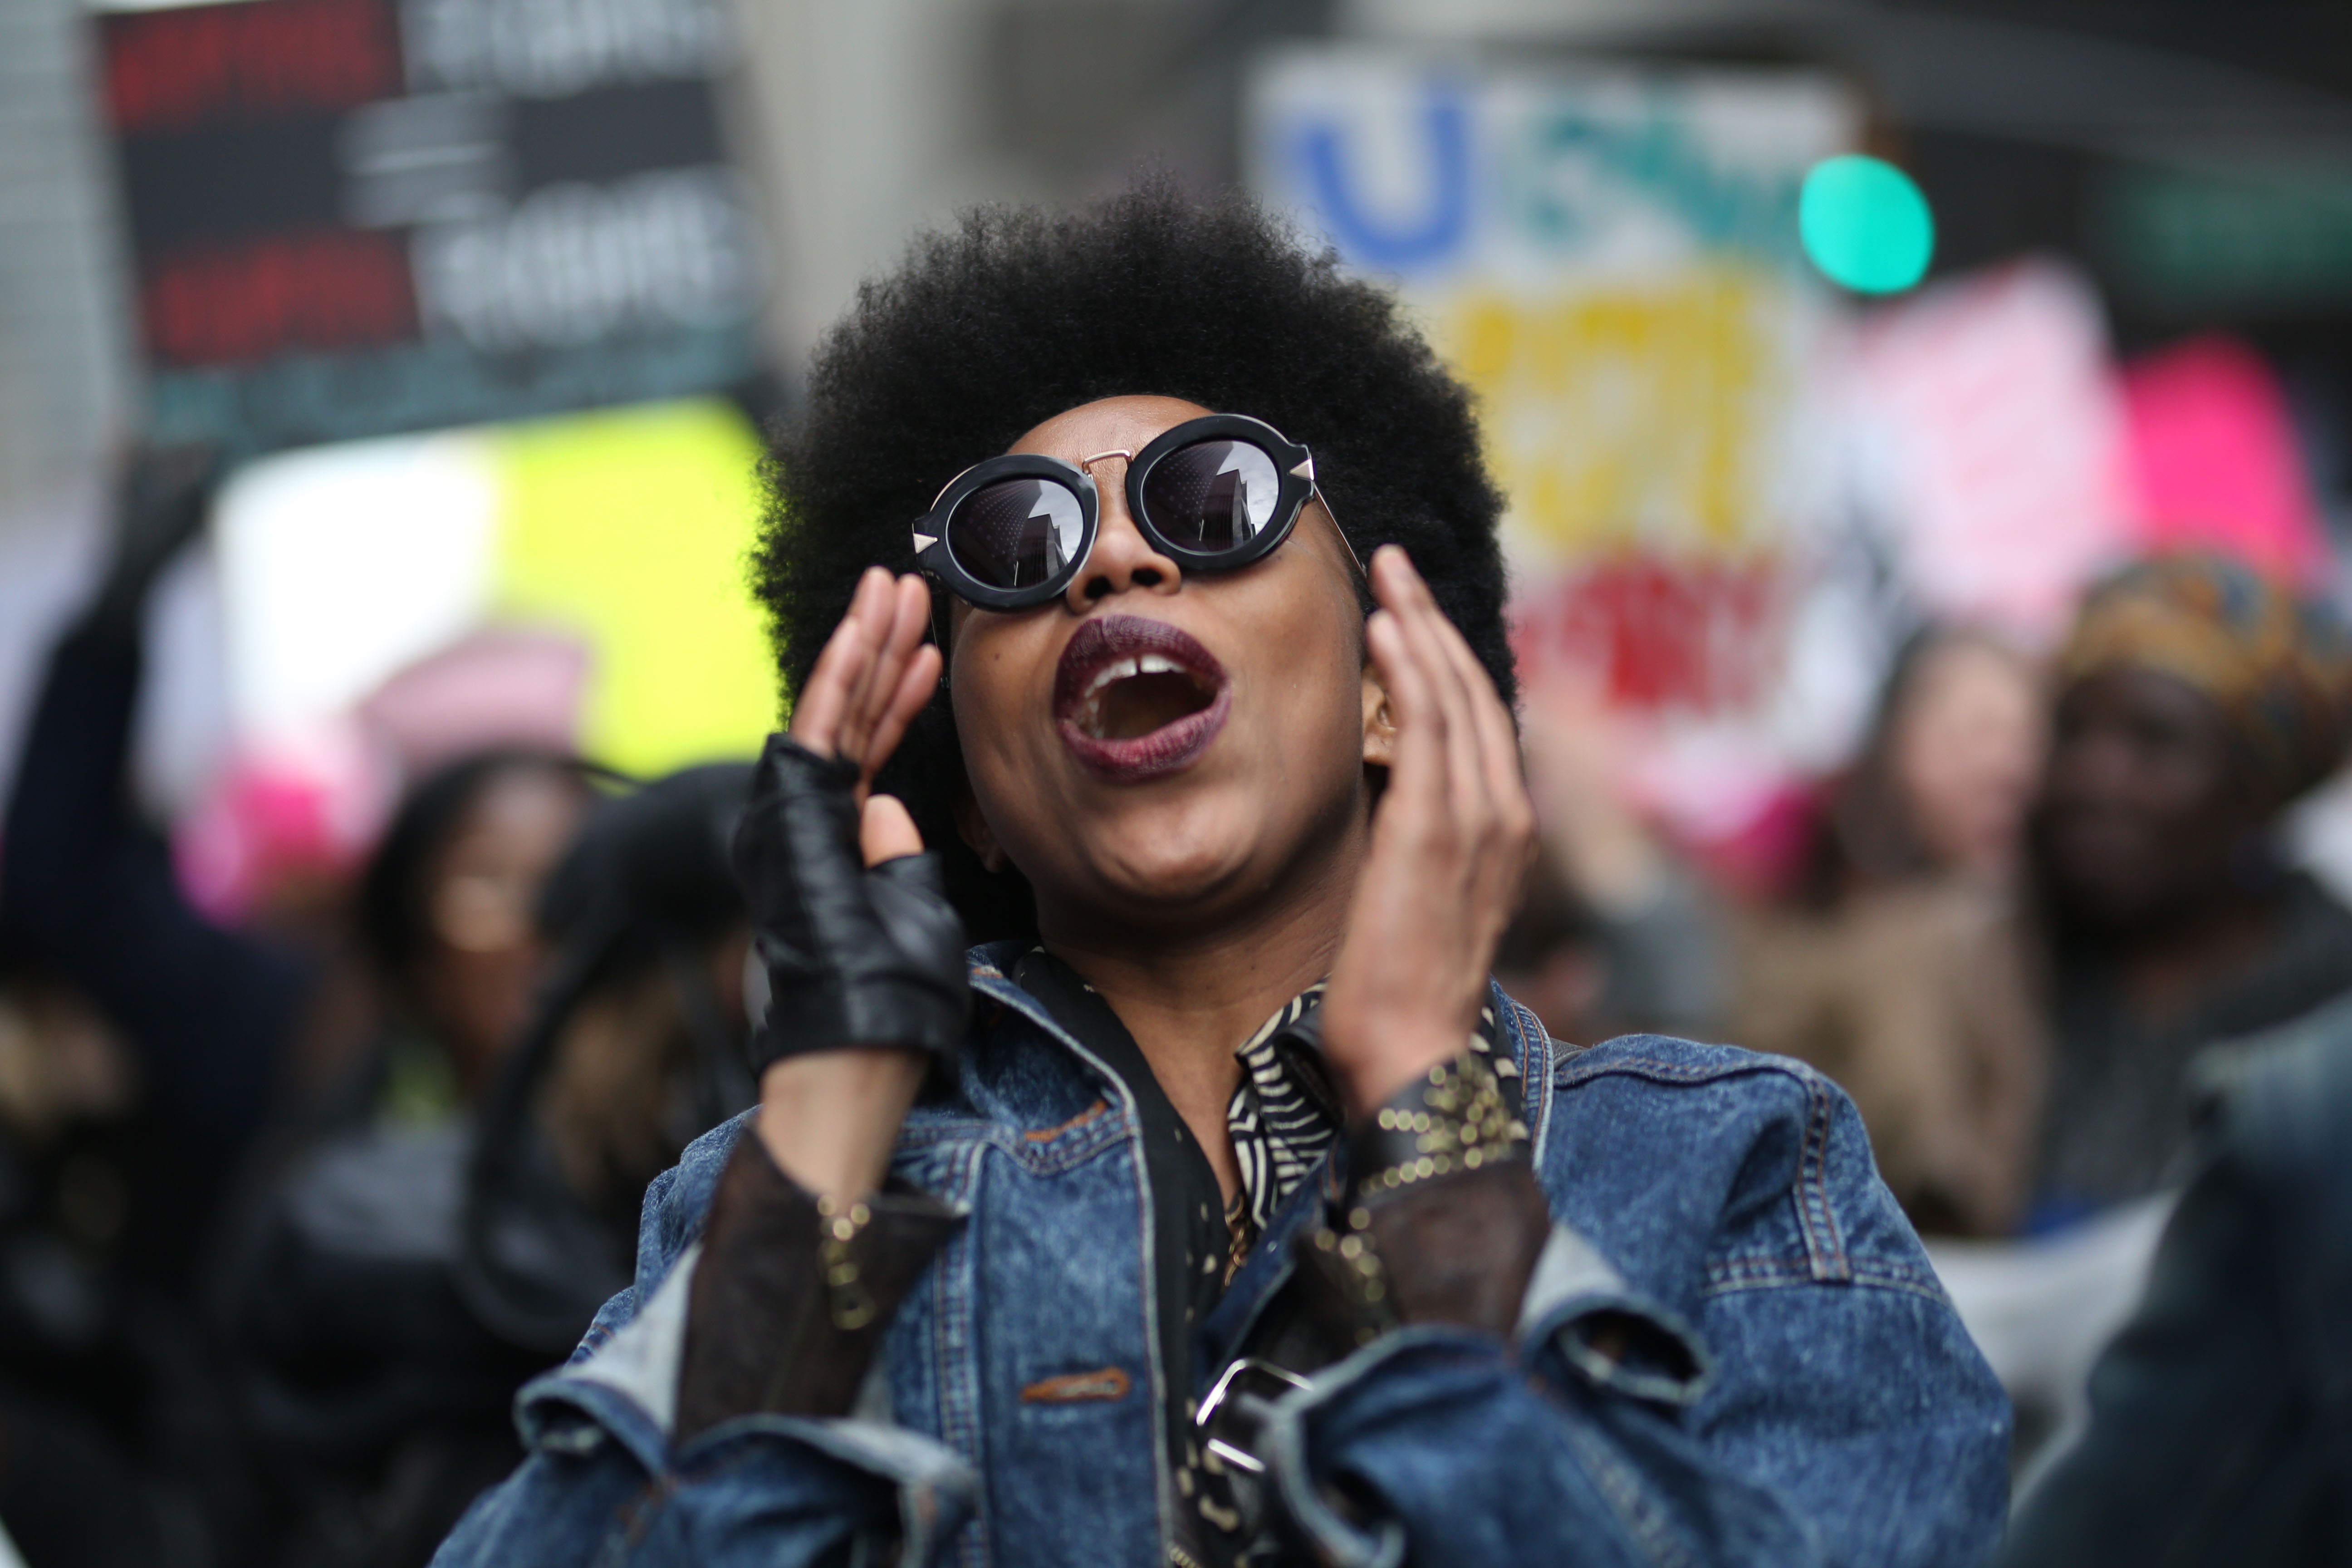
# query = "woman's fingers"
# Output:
<box><xmin>839</xmin><ymin>574</ymin><xmax>931</xmax><ymax>772</ymax></box>
<box><xmin>862</xmin><ymin>642</ymin><xmax>942</xmax><ymax>793</ymax></box>
<box><xmin>1421</xmin><ymin>573</ymin><xmax>1533</xmax><ymax>844</ymax></box>
<box><xmin>789</xmin><ymin>568</ymin><xmax>937</xmax><ymax>770</ymax></box>
<box><xmin>859</xmin><ymin>794</ymin><xmax>925</xmax><ymax>867</ymax></box>
<box><xmin>793</xmin><ymin>567</ymin><xmax>893</xmax><ymax>755</ymax></box>
<box><xmin>1396</xmin><ymin>558</ymin><xmax>1491</xmax><ymax>820</ymax></box>
<box><xmin>1365</xmin><ymin>601</ymin><xmax>1445</xmax><ymax>818</ymax></box>
<box><xmin>1369</xmin><ymin>546</ymin><xmax>1533</xmax><ymax>949</ymax></box>
<box><xmin>862</xmin><ymin>578</ymin><xmax>937</xmax><ymax>778</ymax></box>
<box><xmin>835</xmin><ymin>571</ymin><xmax>910</xmax><ymax>763</ymax></box>
<box><xmin>1327</xmin><ymin>550</ymin><xmax>1543</xmax><ymax>1108</ymax></box>
<box><xmin>1372</xmin><ymin>548</ymin><xmax>1482</xmax><ymax>830</ymax></box>
<box><xmin>791</xmin><ymin>601</ymin><xmax>872</xmax><ymax>756</ymax></box>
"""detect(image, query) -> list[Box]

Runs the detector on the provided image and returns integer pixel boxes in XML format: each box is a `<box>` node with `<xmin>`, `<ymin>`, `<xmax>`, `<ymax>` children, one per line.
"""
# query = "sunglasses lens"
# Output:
<box><xmin>1141</xmin><ymin>440</ymin><xmax>1282</xmax><ymax>555</ymax></box>
<box><xmin>947</xmin><ymin>477</ymin><xmax>1086</xmax><ymax>592</ymax></box>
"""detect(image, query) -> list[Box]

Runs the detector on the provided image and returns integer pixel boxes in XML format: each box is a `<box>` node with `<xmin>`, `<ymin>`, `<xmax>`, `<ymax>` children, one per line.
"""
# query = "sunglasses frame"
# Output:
<box><xmin>911</xmin><ymin>413</ymin><xmax>1319</xmax><ymax>611</ymax></box>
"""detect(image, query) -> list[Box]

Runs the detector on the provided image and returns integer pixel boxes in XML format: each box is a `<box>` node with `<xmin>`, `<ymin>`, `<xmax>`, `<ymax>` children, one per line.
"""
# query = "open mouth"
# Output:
<box><xmin>1053</xmin><ymin>615</ymin><xmax>1231</xmax><ymax>782</ymax></box>
<box><xmin>1074</xmin><ymin>657</ymin><xmax>1217</xmax><ymax>739</ymax></box>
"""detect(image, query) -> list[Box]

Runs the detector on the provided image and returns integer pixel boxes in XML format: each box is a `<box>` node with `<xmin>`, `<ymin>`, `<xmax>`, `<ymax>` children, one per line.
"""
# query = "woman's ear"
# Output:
<box><xmin>1362</xmin><ymin>660</ymin><xmax>1398</xmax><ymax>768</ymax></box>
<box><xmin>952</xmin><ymin>791</ymin><xmax>1010</xmax><ymax>873</ymax></box>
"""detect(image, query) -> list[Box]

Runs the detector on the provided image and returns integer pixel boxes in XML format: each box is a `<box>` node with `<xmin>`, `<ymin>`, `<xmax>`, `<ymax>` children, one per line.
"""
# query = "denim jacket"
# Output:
<box><xmin>434</xmin><ymin>943</ymin><xmax>2009</xmax><ymax>1568</ymax></box>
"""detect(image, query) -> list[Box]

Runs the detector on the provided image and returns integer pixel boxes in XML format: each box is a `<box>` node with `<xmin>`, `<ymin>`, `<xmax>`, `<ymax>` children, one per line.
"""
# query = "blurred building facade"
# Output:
<box><xmin>0</xmin><ymin>0</ymin><xmax>131</xmax><ymax>520</ymax></box>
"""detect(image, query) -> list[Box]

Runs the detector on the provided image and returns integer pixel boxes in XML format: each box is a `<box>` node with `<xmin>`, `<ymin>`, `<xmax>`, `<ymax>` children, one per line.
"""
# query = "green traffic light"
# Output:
<box><xmin>1800</xmin><ymin>155</ymin><xmax>1935</xmax><ymax>294</ymax></box>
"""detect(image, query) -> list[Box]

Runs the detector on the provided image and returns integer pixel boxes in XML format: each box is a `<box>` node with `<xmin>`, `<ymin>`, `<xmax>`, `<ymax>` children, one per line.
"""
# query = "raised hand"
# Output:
<box><xmin>90</xmin><ymin>444</ymin><xmax>220</xmax><ymax>635</ymax></box>
<box><xmin>789</xmin><ymin>566</ymin><xmax>941</xmax><ymax>863</ymax></box>
<box><xmin>1320</xmin><ymin>546</ymin><xmax>1538</xmax><ymax>1117</ymax></box>
<box><xmin>746</xmin><ymin>568</ymin><xmax>954</xmax><ymax>1202</ymax></box>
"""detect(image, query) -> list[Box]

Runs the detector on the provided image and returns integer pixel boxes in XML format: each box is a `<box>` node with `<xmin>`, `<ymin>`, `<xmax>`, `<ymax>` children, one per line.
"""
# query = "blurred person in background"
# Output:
<box><xmin>2000</xmin><ymin>985</ymin><xmax>2352</xmax><ymax>1566</ymax></box>
<box><xmin>1733</xmin><ymin>626</ymin><xmax>2049</xmax><ymax>1236</ymax></box>
<box><xmin>205</xmin><ymin>747</ymin><xmax>593</xmax><ymax>1567</ymax></box>
<box><xmin>2028</xmin><ymin>554</ymin><xmax>2352</xmax><ymax>1228</ymax></box>
<box><xmin>347</xmin><ymin>750</ymin><xmax>598</xmax><ymax>1112</ymax></box>
<box><xmin>0</xmin><ymin>449</ymin><xmax>296</xmax><ymax>1265</ymax></box>
<box><xmin>0</xmin><ymin>950</ymin><xmax>219</xmax><ymax>1568</ymax></box>
<box><xmin>459</xmin><ymin>762</ymin><xmax>757</xmax><ymax>1362</ymax></box>
<box><xmin>215</xmin><ymin>759</ymin><xmax>751</xmax><ymax>1568</ymax></box>
<box><xmin>0</xmin><ymin>449</ymin><xmax>364</xmax><ymax>1568</ymax></box>
<box><xmin>0</xmin><ymin>454</ymin><xmax>597</xmax><ymax>1269</ymax></box>
<box><xmin>0</xmin><ymin>448</ymin><xmax>602</xmax><ymax>1565</ymax></box>
<box><xmin>1508</xmin><ymin>680</ymin><xmax>1726</xmax><ymax>1045</ymax></box>
<box><xmin>1819</xmin><ymin>627</ymin><xmax>2047</xmax><ymax>892</ymax></box>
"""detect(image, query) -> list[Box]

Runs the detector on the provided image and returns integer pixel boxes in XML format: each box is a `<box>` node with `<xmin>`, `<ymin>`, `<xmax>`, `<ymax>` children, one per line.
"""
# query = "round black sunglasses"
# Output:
<box><xmin>910</xmin><ymin>413</ymin><xmax>1355</xmax><ymax>610</ymax></box>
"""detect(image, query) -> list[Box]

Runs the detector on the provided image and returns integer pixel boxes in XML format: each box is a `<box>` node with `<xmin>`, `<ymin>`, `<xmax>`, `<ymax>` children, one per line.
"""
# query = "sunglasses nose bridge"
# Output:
<box><xmin>1069</xmin><ymin>448</ymin><xmax>1135</xmax><ymax>562</ymax></box>
<box><xmin>1063</xmin><ymin>460</ymin><xmax>1181</xmax><ymax>609</ymax></box>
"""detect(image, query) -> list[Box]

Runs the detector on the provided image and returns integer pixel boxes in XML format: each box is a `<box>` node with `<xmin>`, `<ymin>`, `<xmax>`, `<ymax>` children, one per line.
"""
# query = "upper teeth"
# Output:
<box><xmin>1084</xmin><ymin>654</ymin><xmax>1185</xmax><ymax>699</ymax></box>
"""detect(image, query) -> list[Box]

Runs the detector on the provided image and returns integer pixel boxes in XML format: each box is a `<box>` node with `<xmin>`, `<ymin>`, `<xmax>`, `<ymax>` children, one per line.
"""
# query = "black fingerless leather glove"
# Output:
<box><xmin>733</xmin><ymin>732</ymin><xmax>969</xmax><ymax>1074</ymax></box>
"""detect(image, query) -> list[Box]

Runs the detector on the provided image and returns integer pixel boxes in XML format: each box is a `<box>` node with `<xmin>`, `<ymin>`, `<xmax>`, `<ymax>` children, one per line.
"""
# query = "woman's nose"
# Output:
<box><xmin>1066</xmin><ymin>461</ymin><xmax>1181</xmax><ymax>610</ymax></box>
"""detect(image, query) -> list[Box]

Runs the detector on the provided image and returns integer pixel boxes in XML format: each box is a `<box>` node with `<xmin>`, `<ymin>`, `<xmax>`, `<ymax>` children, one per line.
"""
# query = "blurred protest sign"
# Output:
<box><xmin>1842</xmin><ymin>260</ymin><xmax>2136</xmax><ymax>642</ymax></box>
<box><xmin>168</xmin><ymin>394</ymin><xmax>774</xmax><ymax>918</ymax></box>
<box><xmin>211</xmin><ymin>396</ymin><xmax>774</xmax><ymax>777</ymax></box>
<box><xmin>2118</xmin><ymin>335</ymin><xmax>2329</xmax><ymax>586</ymax></box>
<box><xmin>98</xmin><ymin>0</ymin><xmax>763</xmax><ymax>452</ymax></box>
<box><xmin>1843</xmin><ymin>274</ymin><xmax>2329</xmax><ymax>647</ymax></box>
<box><xmin>1247</xmin><ymin>48</ymin><xmax>1856</xmax><ymax>841</ymax></box>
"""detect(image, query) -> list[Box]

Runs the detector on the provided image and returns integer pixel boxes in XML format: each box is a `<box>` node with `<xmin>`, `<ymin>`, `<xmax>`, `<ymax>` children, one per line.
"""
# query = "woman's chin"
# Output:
<box><xmin>1055</xmin><ymin>821</ymin><xmax>1274</xmax><ymax>924</ymax></box>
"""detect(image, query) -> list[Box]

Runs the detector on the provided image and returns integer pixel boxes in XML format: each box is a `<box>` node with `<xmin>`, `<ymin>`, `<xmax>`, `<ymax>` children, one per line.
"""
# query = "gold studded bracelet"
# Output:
<box><xmin>1290</xmin><ymin>1047</ymin><xmax>1534</xmax><ymax>1351</ymax></box>
<box><xmin>1297</xmin><ymin>1211</ymin><xmax>1399</xmax><ymax>1348</ymax></box>
<box><xmin>816</xmin><ymin>1195</ymin><xmax>879</xmax><ymax>1331</ymax></box>
<box><xmin>1347</xmin><ymin>1048</ymin><xmax>1529</xmax><ymax>1200</ymax></box>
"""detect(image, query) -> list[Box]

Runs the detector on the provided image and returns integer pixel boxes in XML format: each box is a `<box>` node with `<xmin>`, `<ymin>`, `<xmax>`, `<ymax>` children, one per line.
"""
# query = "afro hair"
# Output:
<box><xmin>752</xmin><ymin>176</ymin><xmax>1512</xmax><ymax>940</ymax></box>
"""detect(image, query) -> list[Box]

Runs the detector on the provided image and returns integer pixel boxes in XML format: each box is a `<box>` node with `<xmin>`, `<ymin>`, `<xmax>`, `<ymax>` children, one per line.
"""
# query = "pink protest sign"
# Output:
<box><xmin>1846</xmin><ymin>260</ymin><xmax>2136</xmax><ymax>641</ymax></box>
<box><xmin>2119</xmin><ymin>335</ymin><xmax>2328</xmax><ymax>585</ymax></box>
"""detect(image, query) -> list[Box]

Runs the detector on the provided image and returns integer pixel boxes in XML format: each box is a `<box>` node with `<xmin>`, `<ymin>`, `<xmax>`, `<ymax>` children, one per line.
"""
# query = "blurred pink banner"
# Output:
<box><xmin>357</xmin><ymin>627</ymin><xmax>591</xmax><ymax>780</ymax></box>
<box><xmin>1848</xmin><ymin>259</ymin><xmax>2136</xmax><ymax>641</ymax></box>
<box><xmin>2118</xmin><ymin>335</ymin><xmax>2328</xmax><ymax>585</ymax></box>
<box><xmin>173</xmin><ymin>627</ymin><xmax>591</xmax><ymax>921</ymax></box>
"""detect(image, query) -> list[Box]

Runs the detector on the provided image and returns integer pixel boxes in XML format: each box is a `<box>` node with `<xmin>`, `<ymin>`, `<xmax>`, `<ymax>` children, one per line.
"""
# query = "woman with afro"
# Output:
<box><xmin>434</xmin><ymin>181</ymin><xmax>2007</xmax><ymax>1568</ymax></box>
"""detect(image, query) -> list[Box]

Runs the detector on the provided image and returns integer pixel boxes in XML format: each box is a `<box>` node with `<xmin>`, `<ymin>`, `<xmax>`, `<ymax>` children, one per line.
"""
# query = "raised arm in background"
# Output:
<box><xmin>1</xmin><ymin>449</ymin><xmax>299</xmax><ymax>1167</ymax></box>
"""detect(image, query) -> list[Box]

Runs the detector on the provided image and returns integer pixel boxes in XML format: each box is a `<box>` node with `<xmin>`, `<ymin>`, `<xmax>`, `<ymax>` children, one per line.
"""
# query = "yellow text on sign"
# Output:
<box><xmin>1441</xmin><ymin>268</ymin><xmax>1781</xmax><ymax>556</ymax></box>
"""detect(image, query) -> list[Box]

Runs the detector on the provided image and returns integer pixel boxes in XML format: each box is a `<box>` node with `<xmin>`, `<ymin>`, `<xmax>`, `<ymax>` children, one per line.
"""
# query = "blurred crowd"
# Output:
<box><xmin>3</xmin><ymin>429</ymin><xmax>2352</xmax><ymax>1567</ymax></box>
<box><xmin>0</xmin><ymin>455</ymin><xmax>760</xmax><ymax>1567</ymax></box>
<box><xmin>1509</xmin><ymin>555</ymin><xmax>2352</xmax><ymax>1242</ymax></box>
<box><xmin>1499</xmin><ymin>531</ymin><xmax>2352</xmax><ymax>1532</ymax></box>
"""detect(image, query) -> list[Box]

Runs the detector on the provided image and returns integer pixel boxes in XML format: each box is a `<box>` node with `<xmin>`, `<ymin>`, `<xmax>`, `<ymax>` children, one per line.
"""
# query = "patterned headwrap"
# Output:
<box><xmin>2059</xmin><ymin>554</ymin><xmax>2352</xmax><ymax>804</ymax></box>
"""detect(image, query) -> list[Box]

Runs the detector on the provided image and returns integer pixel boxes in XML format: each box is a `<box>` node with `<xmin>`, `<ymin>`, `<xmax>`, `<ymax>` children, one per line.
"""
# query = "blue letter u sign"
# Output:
<box><xmin>1296</xmin><ymin>88</ymin><xmax>1470</xmax><ymax>272</ymax></box>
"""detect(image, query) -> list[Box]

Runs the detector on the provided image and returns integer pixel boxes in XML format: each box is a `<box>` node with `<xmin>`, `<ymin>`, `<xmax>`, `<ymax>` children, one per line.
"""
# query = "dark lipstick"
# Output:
<box><xmin>1051</xmin><ymin>614</ymin><xmax>1231</xmax><ymax>784</ymax></box>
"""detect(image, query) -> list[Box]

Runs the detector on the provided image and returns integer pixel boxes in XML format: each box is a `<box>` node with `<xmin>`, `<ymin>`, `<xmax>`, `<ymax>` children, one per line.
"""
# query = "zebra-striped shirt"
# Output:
<box><xmin>1016</xmin><ymin>947</ymin><xmax>1510</xmax><ymax>1277</ymax></box>
<box><xmin>1221</xmin><ymin>986</ymin><xmax>1509</xmax><ymax>1275</ymax></box>
<box><xmin>1225</xmin><ymin>985</ymin><xmax>1343</xmax><ymax>1256</ymax></box>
